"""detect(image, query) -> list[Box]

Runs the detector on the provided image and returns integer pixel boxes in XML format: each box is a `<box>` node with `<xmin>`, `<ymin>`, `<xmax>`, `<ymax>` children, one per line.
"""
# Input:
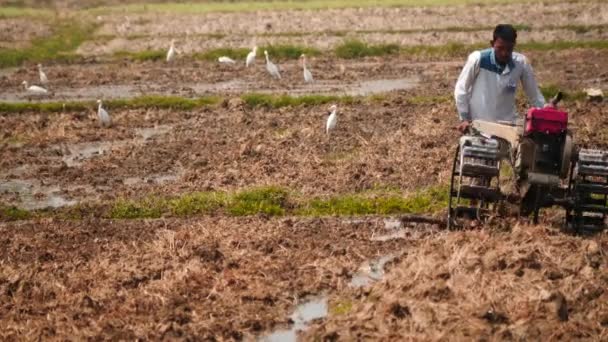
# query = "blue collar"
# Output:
<box><xmin>490</xmin><ymin>49</ymin><xmax>515</xmax><ymax>74</ymax></box>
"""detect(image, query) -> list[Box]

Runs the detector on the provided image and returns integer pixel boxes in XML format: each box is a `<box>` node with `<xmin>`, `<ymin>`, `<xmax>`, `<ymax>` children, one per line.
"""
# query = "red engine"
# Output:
<box><xmin>525</xmin><ymin>107</ymin><xmax>568</xmax><ymax>135</ymax></box>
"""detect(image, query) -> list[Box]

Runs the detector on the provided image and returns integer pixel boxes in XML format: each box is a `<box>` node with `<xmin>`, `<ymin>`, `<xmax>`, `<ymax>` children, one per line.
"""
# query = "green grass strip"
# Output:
<box><xmin>540</xmin><ymin>85</ymin><xmax>587</xmax><ymax>102</ymax></box>
<box><xmin>105</xmin><ymin>95</ymin><xmax>220</xmax><ymax>110</ymax></box>
<box><xmin>519</xmin><ymin>40</ymin><xmax>608</xmax><ymax>51</ymax></box>
<box><xmin>107</xmin><ymin>185</ymin><xmax>448</xmax><ymax>219</ymax></box>
<box><xmin>0</xmin><ymin>6</ymin><xmax>53</xmax><ymax>18</ymax></box>
<box><xmin>0</xmin><ymin>21</ymin><xmax>94</xmax><ymax>68</ymax></box>
<box><xmin>335</xmin><ymin>40</ymin><xmax>400</xmax><ymax>59</ymax></box>
<box><xmin>113</xmin><ymin>39</ymin><xmax>608</xmax><ymax>63</ymax></box>
<box><xmin>0</xmin><ymin>206</ymin><xmax>32</xmax><ymax>221</ymax></box>
<box><xmin>0</xmin><ymin>85</ymin><xmax>590</xmax><ymax>115</ymax></box>
<box><xmin>1</xmin><ymin>185</ymin><xmax>450</xmax><ymax>221</ymax></box>
<box><xmin>297</xmin><ymin>185</ymin><xmax>449</xmax><ymax>216</ymax></box>
<box><xmin>0</xmin><ymin>95</ymin><xmax>220</xmax><ymax>114</ymax></box>
<box><xmin>241</xmin><ymin>93</ymin><xmax>356</xmax><ymax>109</ymax></box>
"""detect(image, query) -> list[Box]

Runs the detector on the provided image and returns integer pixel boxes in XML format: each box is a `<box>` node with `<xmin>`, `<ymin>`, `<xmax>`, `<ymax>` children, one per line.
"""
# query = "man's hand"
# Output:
<box><xmin>456</xmin><ymin>120</ymin><xmax>471</xmax><ymax>134</ymax></box>
<box><xmin>544</xmin><ymin>102</ymin><xmax>556</xmax><ymax>109</ymax></box>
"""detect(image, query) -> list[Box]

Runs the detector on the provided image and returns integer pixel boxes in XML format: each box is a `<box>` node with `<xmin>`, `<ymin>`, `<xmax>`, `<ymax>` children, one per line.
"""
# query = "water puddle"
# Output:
<box><xmin>349</xmin><ymin>254</ymin><xmax>397</xmax><ymax>288</ymax></box>
<box><xmin>383</xmin><ymin>217</ymin><xmax>404</xmax><ymax>230</ymax></box>
<box><xmin>123</xmin><ymin>172</ymin><xmax>179</xmax><ymax>186</ymax></box>
<box><xmin>62</xmin><ymin>141</ymin><xmax>127</xmax><ymax>167</ymax></box>
<box><xmin>61</xmin><ymin>125</ymin><xmax>172</xmax><ymax>168</ymax></box>
<box><xmin>0</xmin><ymin>77</ymin><xmax>419</xmax><ymax>102</ymax></box>
<box><xmin>371</xmin><ymin>217</ymin><xmax>406</xmax><ymax>241</ymax></box>
<box><xmin>135</xmin><ymin>124</ymin><xmax>173</xmax><ymax>141</ymax></box>
<box><xmin>371</xmin><ymin>231</ymin><xmax>406</xmax><ymax>242</ymax></box>
<box><xmin>0</xmin><ymin>85</ymin><xmax>140</xmax><ymax>102</ymax></box>
<box><xmin>0</xmin><ymin>179</ymin><xmax>77</xmax><ymax>210</ymax></box>
<box><xmin>262</xmin><ymin>296</ymin><xmax>328</xmax><ymax>342</ymax></box>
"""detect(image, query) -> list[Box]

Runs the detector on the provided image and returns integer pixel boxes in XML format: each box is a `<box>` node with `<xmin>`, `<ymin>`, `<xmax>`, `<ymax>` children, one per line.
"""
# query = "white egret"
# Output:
<box><xmin>37</xmin><ymin>64</ymin><xmax>48</xmax><ymax>84</ymax></box>
<box><xmin>96</xmin><ymin>99</ymin><xmax>112</xmax><ymax>128</ymax></box>
<box><xmin>264</xmin><ymin>50</ymin><xmax>281</xmax><ymax>79</ymax></box>
<box><xmin>246</xmin><ymin>46</ymin><xmax>257</xmax><ymax>67</ymax></box>
<box><xmin>166</xmin><ymin>39</ymin><xmax>177</xmax><ymax>63</ymax></box>
<box><xmin>22</xmin><ymin>80</ymin><xmax>47</xmax><ymax>95</ymax></box>
<box><xmin>326</xmin><ymin>104</ymin><xmax>338</xmax><ymax>135</ymax></box>
<box><xmin>218</xmin><ymin>56</ymin><xmax>236</xmax><ymax>64</ymax></box>
<box><xmin>301</xmin><ymin>54</ymin><xmax>313</xmax><ymax>83</ymax></box>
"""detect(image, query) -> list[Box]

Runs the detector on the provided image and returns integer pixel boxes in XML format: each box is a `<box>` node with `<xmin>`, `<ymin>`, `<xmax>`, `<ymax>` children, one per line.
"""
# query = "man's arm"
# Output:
<box><xmin>454</xmin><ymin>51</ymin><xmax>480</xmax><ymax>122</ymax></box>
<box><xmin>521</xmin><ymin>56</ymin><xmax>546</xmax><ymax>108</ymax></box>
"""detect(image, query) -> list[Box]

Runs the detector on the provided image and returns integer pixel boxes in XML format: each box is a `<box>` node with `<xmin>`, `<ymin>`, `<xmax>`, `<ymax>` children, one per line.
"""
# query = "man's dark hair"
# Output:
<box><xmin>493</xmin><ymin>24</ymin><xmax>517</xmax><ymax>43</ymax></box>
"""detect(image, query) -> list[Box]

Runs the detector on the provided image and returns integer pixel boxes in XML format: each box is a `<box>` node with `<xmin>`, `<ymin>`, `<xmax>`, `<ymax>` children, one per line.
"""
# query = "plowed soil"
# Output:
<box><xmin>1</xmin><ymin>1</ymin><xmax>608</xmax><ymax>340</ymax></box>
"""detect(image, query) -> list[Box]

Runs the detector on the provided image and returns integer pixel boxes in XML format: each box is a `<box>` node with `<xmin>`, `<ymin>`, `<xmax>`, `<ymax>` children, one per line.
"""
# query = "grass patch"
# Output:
<box><xmin>0</xmin><ymin>95</ymin><xmax>220</xmax><ymax>114</ymax></box>
<box><xmin>195</xmin><ymin>47</ymin><xmax>250</xmax><ymax>61</ymax></box>
<box><xmin>0</xmin><ymin>101</ymin><xmax>90</xmax><ymax>113</ymax></box>
<box><xmin>331</xmin><ymin>300</ymin><xmax>353</xmax><ymax>315</ymax></box>
<box><xmin>95</xmin><ymin>37</ymin><xmax>608</xmax><ymax>66</ymax></box>
<box><xmin>96</xmin><ymin>23</ymin><xmax>606</xmax><ymax>43</ymax></box>
<box><xmin>110</xmin><ymin>39</ymin><xmax>608</xmax><ymax>65</ymax></box>
<box><xmin>0</xmin><ymin>205</ymin><xmax>32</xmax><ymax>221</ymax></box>
<box><xmin>298</xmin><ymin>185</ymin><xmax>449</xmax><ymax>216</ymax></box>
<box><xmin>114</xmin><ymin>50</ymin><xmax>165</xmax><ymax>62</ymax></box>
<box><xmin>264</xmin><ymin>45</ymin><xmax>321</xmax><ymax>59</ymax></box>
<box><xmin>335</xmin><ymin>40</ymin><xmax>400</xmax><ymax>59</ymax></box>
<box><xmin>105</xmin><ymin>95</ymin><xmax>220</xmax><ymax>110</ymax></box>
<box><xmin>108</xmin><ymin>186</ymin><xmax>291</xmax><ymax>219</ymax></box>
<box><xmin>0</xmin><ymin>20</ymin><xmax>93</xmax><ymax>68</ymax></box>
<box><xmin>520</xmin><ymin>40</ymin><xmax>608</xmax><ymax>51</ymax></box>
<box><xmin>407</xmin><ymin>95</ymin><xmax>452</xmax><ymax>105</ymax></box>
<box><xmin>241</xmin><ymin>93</ymin><xmax>355</xmax><ymax>109</ymax></box>
<box><xmin>3</xmin><ymin>185</ymin><xmax>451</xmax><ymax>221</ymax></box>
<box><xmin>553</xmin><ymin>24</ymin><xmax>608</xmax><ymax>34</ymax></box>
<box><xmin>169</xmin><ymin>192</ymin><xmax>226</xmax><ymax>216</ymax></box>
<box><xmin>227</xmin><ymin>186</ymin><xmax>289</xmax><ymax>216</ymax></box>
<box><xmin>109</xmin><ymin>198</ymin><xmax>164</xmax><ymax>219</ymax></box>
<box><xmin>398</xmin><ymin>39</ymin><xmax>608</xmax><ymax>60</ymax></box>
<box><xmin>0</xmin><ymin>6</ymin><xmax>52</xmax><ymax>18</ymax></box>
<box><xmin>540</xmin><ymin>85</ymin><xmax>587</xmax><ymax>102</ymax></box>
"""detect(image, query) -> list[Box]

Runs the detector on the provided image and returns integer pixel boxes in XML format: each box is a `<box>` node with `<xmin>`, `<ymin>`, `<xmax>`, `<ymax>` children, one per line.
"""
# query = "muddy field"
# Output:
<box><xmin>1</xmin><ymin>0</ymin><xmax>608</xmax><ymax>340</ymax></box>
<box><xmin>0</xmin><ymin>216</ymin><xmax>413</xmax><ymax>339</ymax></box>
<box><xmin>305</xmin><ymin>223</ymin><xmax>608</xmax><ymax>340</ymax></box>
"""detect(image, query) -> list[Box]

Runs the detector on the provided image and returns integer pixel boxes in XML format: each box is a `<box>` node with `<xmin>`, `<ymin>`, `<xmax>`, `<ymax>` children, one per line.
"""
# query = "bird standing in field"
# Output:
<box><xmin>326</xmin><ymin>104</ymin><xmax>338</xmax><ymax>135</ymax></box>
<box><xmin>37</xmin><ymin>64</ymin><xmax>48</xmax><ymax>85</ymax></box>
<box><xmin>300</xmin><ymin>54</ymin><xmax>313</xmax><ymax>83</ymax></box>
<box><xmin>246</xmin><ymin>46</ymin><xmax>257</xmax><ymax>67</ymax></box>
<box><xmin>218</xmin><ymin>56</ymin><xmax>236</xmax><ymax>64</ymax></box>
<box><xmin>96</xmin><ymin>99</ymin><xmax>112</xmax><ymax>127</ymax></box>
<box><xmin>22</xmin><ymin>80</ymin><xmax>47</xmax><ymax>96</ymax></box>
<box><xmin>264</xmin><ymin>50</ymin><xmax>281</xmax><ymax>79</ymax></box>
<box><xmin>166</xmin><ymin>39</ymin><xmax>177</xmax><ymax>62</ymax></box>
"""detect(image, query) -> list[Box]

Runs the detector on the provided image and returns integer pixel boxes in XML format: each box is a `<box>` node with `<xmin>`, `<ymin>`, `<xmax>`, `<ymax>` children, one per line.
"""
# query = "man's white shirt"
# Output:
<box><xmin>454</xmin><ymin>48</ymin><xmax>545</xmax><ymax>124</ymax></box>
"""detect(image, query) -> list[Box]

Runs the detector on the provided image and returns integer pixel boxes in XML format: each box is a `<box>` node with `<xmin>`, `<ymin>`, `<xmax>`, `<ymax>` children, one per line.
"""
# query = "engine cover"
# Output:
<box><xmin>525</xmin><ymin>107</ymin><xmax>568</xmax><ymax>135</ymax></box>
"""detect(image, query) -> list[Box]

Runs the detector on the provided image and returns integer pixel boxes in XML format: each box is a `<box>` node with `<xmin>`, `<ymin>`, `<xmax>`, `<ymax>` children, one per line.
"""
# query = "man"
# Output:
<box><xmin>453</xmin><ymin>24</ymin><xmax>553</xmax><ymax>205</ymax></box>
<box><xmin>455</xmin><ymin>24</ymin><xmax>547</xmax><ymax>134</ymax></box>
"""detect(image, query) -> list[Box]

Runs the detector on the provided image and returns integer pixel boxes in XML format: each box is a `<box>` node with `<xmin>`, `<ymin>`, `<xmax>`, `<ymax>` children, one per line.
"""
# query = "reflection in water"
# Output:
<box><xmin>262</xmin><ymin>297</ymin><xmax>328</xmax><ymax>342</ymax></box>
